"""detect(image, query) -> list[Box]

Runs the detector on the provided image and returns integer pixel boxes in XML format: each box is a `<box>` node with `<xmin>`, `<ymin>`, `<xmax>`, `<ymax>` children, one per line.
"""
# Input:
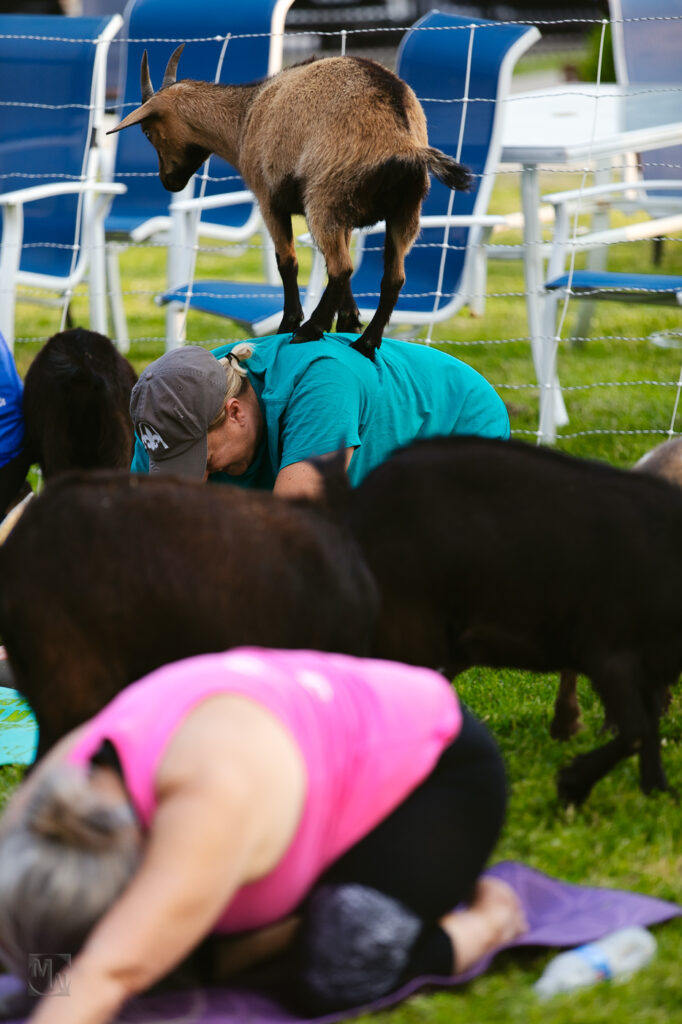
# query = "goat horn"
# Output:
<box><xmin>140</xmin><ymin>50</ymin><xmax>154</xmax><ymax>103</ymax></box>
<box><xmin>161</xmin><ymin>44</ymin><xmax>185</xmax><ymax>90</ymax></box>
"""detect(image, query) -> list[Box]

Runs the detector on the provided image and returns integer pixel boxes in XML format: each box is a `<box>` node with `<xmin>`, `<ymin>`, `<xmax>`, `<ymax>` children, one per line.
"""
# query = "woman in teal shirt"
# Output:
<box><xmin>130</xmin><ymin>334</ymin><xmax>509</xmax><ymax>499</ymax></box>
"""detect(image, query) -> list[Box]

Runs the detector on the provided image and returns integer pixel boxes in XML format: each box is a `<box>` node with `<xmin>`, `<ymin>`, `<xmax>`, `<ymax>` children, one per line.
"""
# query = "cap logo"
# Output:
<box><xmin>139</xmin><ymin>422</ymin><xmax>169</xmax><ymax>453</ymax></box>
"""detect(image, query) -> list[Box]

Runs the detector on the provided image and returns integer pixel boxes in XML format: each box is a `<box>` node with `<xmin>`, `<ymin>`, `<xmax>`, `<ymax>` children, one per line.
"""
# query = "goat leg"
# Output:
<box><xmin>276</xmin><ymin>252</ymin><xmax>304</xmax><ymax>334</ymax></box>
<box><xmin>260</xmin><ymin>206</ymin><xmax>304</xmax><ymax>334</ymax></box>
<box><xmin>336</xmin><ymin>232</ymin><xmax>362</xmax><ymax>333</ymax></box>
<box><xmin>550</xmin><ymin>668</ymin><xmax>582</xmax><ymax>741</ymax></box>
<box><xmin>638</xmin><ymin>685</ymin><xmax>676</xmax><ymax>795</ymax></box>
<box><xmin>557</xmin><ymin>732</ymin><xmax>636</xmax><ymax>806</ymax></box>
<box><xmin>638</xmin><ymin>730</ymin><xmax>669</xmax><ymax>795</ymax></box>
<box><xmin>293</xmin><ymin>229</ymin><xmax>353</xmax><ymax>343</ymax></box>
<box><xmin>351</xmin><ymin>214</ymin><xmax>412</xmax><ymax>360</ymax></box>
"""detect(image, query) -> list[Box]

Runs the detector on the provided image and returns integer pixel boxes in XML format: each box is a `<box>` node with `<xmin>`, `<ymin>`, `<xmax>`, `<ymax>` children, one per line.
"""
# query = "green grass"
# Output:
<box><xmin>6</xmin><ymin>164</ymin><xmax>682</xmax><ymax>1021</ymax></box>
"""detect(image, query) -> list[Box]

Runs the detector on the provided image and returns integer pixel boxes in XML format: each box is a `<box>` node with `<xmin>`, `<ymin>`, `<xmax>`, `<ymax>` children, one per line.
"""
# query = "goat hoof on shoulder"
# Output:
<box><xmin>350</xmin><ymin>336</ymin><xmax>378</xmax><ymax>361</ymax></box>
<box><xmin>277</xmin><ymin>315</ymin><xmax>304</xmax><ymax>335</ymax></box>
<box><xmin>291</xmin><ymin>322</ymin><xmax>325</xmax><ymax>344</ymax></box>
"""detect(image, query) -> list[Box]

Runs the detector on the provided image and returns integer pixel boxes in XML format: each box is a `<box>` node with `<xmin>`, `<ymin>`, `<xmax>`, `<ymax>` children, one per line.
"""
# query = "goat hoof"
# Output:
<box><xmin>556</xmin><ymin>764</ymin><xmax>593</xmax><ymax>807</ymax></box>
<box><xmin>277</xmin><ymin>316</ymin><xmax>304</xmax><ymax>335</ymax></box>
<box><xmin>550</xmin><ymin>714</ymin><xmax>582</xmax><ymax>742</ymax></box>
<box><xmin>350</xmin><ymin>337</ymin><xmax>377</xmax><ymax>361</ymax></box>
<box><xmin>291</xmin><ymin>323</ymin><xmax>324</xmax><ymax>344</ymax></box>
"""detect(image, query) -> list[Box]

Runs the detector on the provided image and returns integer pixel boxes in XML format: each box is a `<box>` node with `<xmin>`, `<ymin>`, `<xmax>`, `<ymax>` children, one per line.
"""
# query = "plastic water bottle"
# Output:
<box><xmin>534</xmin><ymin>926</ymin><xmax>657</xmax><ymax>999</ymax></box>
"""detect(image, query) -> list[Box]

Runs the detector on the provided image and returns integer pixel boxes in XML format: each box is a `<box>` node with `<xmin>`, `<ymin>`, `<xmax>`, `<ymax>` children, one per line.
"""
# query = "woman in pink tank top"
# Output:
<box><xmin>0</xmin><ymin>648</ymin><xmax>524</xmax><ymax>1024</ymax></box>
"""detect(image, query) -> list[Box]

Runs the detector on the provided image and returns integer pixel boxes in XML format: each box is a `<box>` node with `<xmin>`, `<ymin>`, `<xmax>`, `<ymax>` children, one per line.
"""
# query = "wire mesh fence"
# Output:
<box><xmin>1</xmin><ymin>8</ymin><xmax>681</xmax><ymax>455</ymax></box>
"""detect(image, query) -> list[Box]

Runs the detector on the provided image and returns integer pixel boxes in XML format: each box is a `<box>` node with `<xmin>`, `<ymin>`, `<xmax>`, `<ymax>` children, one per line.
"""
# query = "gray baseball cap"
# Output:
<box><xmin>130</xmin><ymin>346</ymin><xmax>227</xmax><ymax>478</ymax></box>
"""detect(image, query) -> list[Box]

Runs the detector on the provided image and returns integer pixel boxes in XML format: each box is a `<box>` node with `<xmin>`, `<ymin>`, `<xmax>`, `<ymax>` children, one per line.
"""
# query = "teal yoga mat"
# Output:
<box><xmin>0</xmin><ymin>687</ymin><xmax>38</xmax><ymax>765</ymax></box>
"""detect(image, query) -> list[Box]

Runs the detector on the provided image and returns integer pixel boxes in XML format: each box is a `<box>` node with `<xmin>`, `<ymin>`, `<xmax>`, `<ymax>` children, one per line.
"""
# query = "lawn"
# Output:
<box><xmin>5</xmin><ymin>143</ymin><xmax>682</xmax><ymax>1022</ymax></box>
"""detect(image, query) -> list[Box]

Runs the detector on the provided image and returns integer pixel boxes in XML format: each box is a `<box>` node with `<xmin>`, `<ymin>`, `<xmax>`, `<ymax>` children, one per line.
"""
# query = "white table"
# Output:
<box><xmin>500</xmin><ymin>84</ymin><xmax>682</xmax><ymax>430</ymax></box>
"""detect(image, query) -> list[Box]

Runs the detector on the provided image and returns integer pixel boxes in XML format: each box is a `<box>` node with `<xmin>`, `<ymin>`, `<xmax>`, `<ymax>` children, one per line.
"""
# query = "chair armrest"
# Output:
<box><xmin>0</xmin><ymin>181</ymin><xmax>126</xmax><ymax>207</ymax></box>
<box><xmin>557</xmin><ymin>211</ymin><xmax>682</xmax><ymax>251</ymax></box>
<box><xmin>170</xmin><ymin>190</ymin><xmax>256</xmax><ymax>213</ymax></box>
<box><xmin>130</xmin><ymin>217</ymin><xmax>173</xmax><ymax>243</ymax></box>
<box><xmin>297</xmin><ymin>214</ymin><xmax>509</xmax><ymax>248</ymax></box>
<box><xmin>542</xmin><ymin>179</ymin><xmax>682</xmax><ymax>207</ymax></box>
<box><xmin>416</xmin><ymin>214</ymin><xmax>510</xmax><ymax>229</ymax></box>
<box><xmin>361</xmin><ymin>215</ymin><xmax>509</xmax><ymax>236</ymax></box>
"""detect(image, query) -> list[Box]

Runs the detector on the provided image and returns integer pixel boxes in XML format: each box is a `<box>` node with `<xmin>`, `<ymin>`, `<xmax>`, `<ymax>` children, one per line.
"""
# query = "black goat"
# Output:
<box><xmin>0</xmin><ymin>470</ymin><xmax>377</xmax><ymax>754</ymax></box>
<box><xmin>322</xmin><ymin>435</ymin><xmax>682</xmax><ymax>805</ymax></box>
<box><xmin>552</xmin><ymin>436</ymin><xmax>682</xmax><ymax>742</ymax></box>
<box><xmin>22</xmin><ymin>328</ymin><xmax>137</xmax><ymax>479</ymax></box>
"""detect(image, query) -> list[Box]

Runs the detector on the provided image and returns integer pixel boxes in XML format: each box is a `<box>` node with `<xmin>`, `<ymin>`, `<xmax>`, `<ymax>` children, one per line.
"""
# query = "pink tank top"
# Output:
<box><xmin>68</xmin><ymin>648</ymin><xmax>461</xmax><ymax>933</ymax></box>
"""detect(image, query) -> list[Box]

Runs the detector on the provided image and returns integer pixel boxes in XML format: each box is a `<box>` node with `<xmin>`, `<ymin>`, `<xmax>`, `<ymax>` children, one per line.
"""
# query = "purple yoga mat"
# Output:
<box><xmin>0</xmin><ymin>861</ymin><xmax>679</xmax><ymax>1023</ymax></box>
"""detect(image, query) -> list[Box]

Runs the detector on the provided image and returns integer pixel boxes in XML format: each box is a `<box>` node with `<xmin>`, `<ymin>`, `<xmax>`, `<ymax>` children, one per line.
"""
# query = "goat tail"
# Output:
<box><xmin>422</xmin><ymin>147</ymin><xmax>472</xmax><ymax>192</ymax></box>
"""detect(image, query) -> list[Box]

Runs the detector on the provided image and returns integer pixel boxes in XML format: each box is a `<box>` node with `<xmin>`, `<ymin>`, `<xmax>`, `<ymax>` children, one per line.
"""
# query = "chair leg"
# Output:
<box><xmin>536</xmin><ymin>289</ymin><xmax>570</xmax><ymax>443</ymax></box>
<box><xmin>573</xmin><ymin>299</ymin><xmax>596</xmax><ymax>345</ymax></box>
<box><xmin>0</xmin><ymin>204</ymin><xmax>23</xmax><ymax>352</ymax></box>
<box><xmin>572</xmin><ymin>163</ymin><xmax>609</xmax><ymax>346</ymax></box>
<box><xmin>469</xmin><ymin>225</ymin><xmax>493</xmax><ymax>317</ymax></box>
<box><xmin>106</xmin><ymin>245</ymin><xmax>130</xmax><ymax>354</ymax></box>
<box><xmin>165</xmin><ymin>302</ymin><xmax>186</xmax><ymax>351</ymax></box>
<box><xmin>165</xmin><ymin>201</ymin><xmax>195</xmax><ymax>351</ymax></box>
<box><xmin>263</xmin><ymin>232</ymin><xmax>279</xmax><ymax>286</ymax></box>
<box><xmin>89</xmin><ymin>226</ymin><xmax>110</xmax><ymax>342</ymax></box>
<box><xmin>302</xmin><ymin>248</ymin><xmax>327</xmax><ymax>320</ymax></box>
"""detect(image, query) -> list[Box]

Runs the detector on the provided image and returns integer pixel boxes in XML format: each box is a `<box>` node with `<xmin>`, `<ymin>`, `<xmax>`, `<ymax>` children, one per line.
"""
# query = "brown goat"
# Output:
<box><xmin>108</xmin><ymin>48</ymin><xmax>470</xmax><ymax>359</ymax></box>
<box><xmin>0</xmin><ymin>470</ymin><xmax>378</xmax><ymax>754</ymax></box>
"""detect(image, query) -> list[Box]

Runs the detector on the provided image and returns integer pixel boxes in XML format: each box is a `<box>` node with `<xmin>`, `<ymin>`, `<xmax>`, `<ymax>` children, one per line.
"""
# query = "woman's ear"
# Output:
<box><xmin>226</xmin><ymin>398</ymin><xmax>245</xmax><ymax>426</ymax></box>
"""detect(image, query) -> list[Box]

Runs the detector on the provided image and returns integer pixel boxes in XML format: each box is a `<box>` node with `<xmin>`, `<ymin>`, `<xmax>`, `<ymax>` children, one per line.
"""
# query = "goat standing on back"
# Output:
<box><xmin>108</xmin><ymin>48</ymin><xmax>470</xmax><ymax>359</ymax></box>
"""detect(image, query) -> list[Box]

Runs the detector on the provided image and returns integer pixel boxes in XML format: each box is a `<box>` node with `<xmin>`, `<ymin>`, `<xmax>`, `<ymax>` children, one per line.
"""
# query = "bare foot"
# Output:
<box><xmin>439</xmin><ymin>877</ymin><xmax>528</xmax><ymax>975</ymax></box>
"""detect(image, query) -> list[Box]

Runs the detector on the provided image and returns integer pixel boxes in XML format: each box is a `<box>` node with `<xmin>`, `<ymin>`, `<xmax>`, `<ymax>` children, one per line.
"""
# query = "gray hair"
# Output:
<box><xmin>0</xmin><ymin>765</ymin><xmax>141</xmax><ymax>981</ymax></box>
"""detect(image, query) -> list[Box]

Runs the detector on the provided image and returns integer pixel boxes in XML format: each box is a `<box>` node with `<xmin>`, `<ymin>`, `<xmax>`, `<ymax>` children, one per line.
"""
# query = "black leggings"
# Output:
<box><xmin>292</xmin><ymin>705</ymin><xmax>507</xmax><ymax>1012</ymax></box>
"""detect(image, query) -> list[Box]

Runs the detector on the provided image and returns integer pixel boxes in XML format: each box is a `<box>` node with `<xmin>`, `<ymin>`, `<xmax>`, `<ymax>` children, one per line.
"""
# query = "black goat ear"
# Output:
<box><xmin>106</xmin><ymin>99</ymin><xmax>157</xmax><ymax>134</ymax></box>
<box><xmin>306</xmin><ymin>448</ymin><xmax>351</xmax><ymax>513</ymax></box>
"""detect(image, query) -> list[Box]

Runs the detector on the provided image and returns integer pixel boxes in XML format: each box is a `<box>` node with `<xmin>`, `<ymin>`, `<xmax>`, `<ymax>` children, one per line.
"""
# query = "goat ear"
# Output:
<box><xmin>106</xmin><ymin>99</ymin><xmax>158</xmax><ymax>134</ymax></box>
<box><xmin>141</xmin><ymin>49</ymin><xmax>154</xmax><ymax>103</ymax></box>
<box><xmin>161</xmin><ymin>43</ymin><xmax>185</xmax><ymax>90</ymax></box>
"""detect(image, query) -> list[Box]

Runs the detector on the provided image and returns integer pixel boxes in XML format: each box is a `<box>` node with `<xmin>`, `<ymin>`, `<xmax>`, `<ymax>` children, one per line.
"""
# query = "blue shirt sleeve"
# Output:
<box><xmin>0</xmin><ymin>333</ymin><xmax>25</xmax><ymax>467</ymax></box>
<box><xmin>278</xmin><ymin>358</ymin><xmax>364</xmax><ymax>471</ymax></box>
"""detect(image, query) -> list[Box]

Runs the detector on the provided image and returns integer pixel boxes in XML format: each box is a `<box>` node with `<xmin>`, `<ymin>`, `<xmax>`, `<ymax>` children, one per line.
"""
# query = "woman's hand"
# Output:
<box><xmin>28</xmin><ymin>961</ymin><xmax>129</xmax><ymax>1024</ymax></box>
<box><xmin>28</xmin><ymin>774</ymin><xmax>264</xmax><ymax>1024</ymax></box>
<box><xmin>28</xmin><ymin>694</ymin><xmax>307</xmax><ymax>1024</ymax></box>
